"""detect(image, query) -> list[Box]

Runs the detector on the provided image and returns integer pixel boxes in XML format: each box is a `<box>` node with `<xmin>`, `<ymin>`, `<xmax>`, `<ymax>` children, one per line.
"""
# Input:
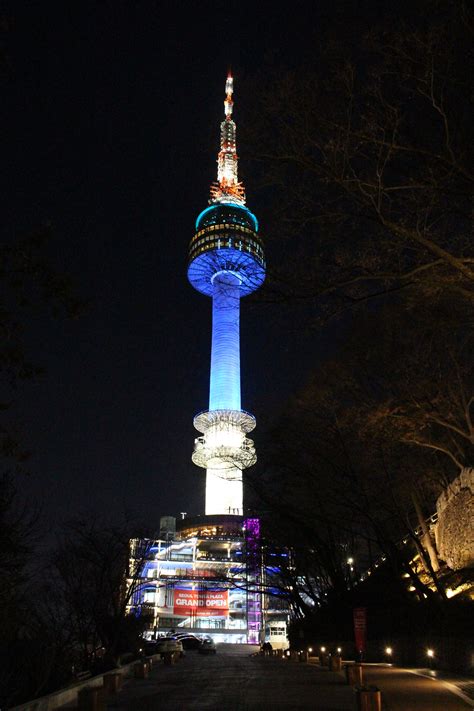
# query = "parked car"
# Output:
<box><xmin>156</xmin><ymin>638</ymin><xmax>185</xmax><ymax>658</ymax></box>
<box><xmin>198</xmin><ymin>637</ymin><xmax>217</xmax><ymax>655</ymax></box>
<box><xmin>174</xmin><ymin>633</ymin><xmax>202</xmax><ymax>650</ymax></box>
<box><xmin>143</xmin><ymin>640</ymin><xmax>160</xmax><ymax>656</ymax></box>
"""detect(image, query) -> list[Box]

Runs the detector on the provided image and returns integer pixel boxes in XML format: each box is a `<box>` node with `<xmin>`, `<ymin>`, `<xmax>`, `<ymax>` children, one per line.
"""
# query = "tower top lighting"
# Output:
<box><xmin>210</xmin><ymin>73</ymin><xmax>245</xmax><ymax>206</ymax></box>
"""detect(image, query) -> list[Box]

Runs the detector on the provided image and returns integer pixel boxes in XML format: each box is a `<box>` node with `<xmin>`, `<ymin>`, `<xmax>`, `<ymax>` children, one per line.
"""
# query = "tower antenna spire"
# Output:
<box><xmin>210</xmin><ymin>74</ymin><xmax>245</xmax><ymax>205</ymax></box>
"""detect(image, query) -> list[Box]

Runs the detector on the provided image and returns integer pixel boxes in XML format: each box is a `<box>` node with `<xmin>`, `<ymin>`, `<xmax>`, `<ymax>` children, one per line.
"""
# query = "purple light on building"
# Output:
<box><xmin>244</xmin><ymin>517</ymin><xmax>262</xmax><ymax>644</ymax></box>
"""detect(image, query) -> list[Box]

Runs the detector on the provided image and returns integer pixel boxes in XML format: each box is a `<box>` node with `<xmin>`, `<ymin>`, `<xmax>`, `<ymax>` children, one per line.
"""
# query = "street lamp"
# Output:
<box><xmin>385</xmin><ymin>646</ymin><xmax>392</xmax><ymax>656</ymax></box>
<box><xmin>346</xmin><ymin>557</ymin><xmax>355</xmax><ymax>588</ymax></box>
<box><xmin>427</xmin><ymin>648</ymin><xmax>435</xmax><ymax>668</ymax></box>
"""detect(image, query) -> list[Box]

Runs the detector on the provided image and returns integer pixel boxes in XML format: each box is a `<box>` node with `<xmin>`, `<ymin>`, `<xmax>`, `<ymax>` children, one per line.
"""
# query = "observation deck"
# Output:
<box><xmin>187</xmin><ymin>203</ymin><xmax>265</xmax><ymax>297</ymax></box>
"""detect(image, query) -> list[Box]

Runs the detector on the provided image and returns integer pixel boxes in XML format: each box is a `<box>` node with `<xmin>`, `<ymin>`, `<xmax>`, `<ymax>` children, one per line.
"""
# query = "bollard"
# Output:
<box><xmin>134</xmin><ymin>660</ymin><xmax>149</xmax><ymax>678</ymax></box>
<box><xmin>103</xmin><ymin>672</ymin><xmax>122</xmax><ymax>695</ymax></box>
<box><xmin>345</xmin><ymin>663</ymin><xmax>363</xmax><ymax>686</ymax></box>
<box><xmin>78</xmin><ymin>686</ymin><xmax>106</xmax><ymax>711</ymax></box>
<box><xmin>329</xmin><ymin>654</ymin><xmax>342</xmax><ymax>672</ymax></box>
<box><xmin>298</xmin><ymin>651</ymin><xmax>308</xmax><ymax>663</ymax></box>
<box><xmin>354</xmin><ymin>685</ymin><xmax>382</xmax><ymax>711</ymax></box>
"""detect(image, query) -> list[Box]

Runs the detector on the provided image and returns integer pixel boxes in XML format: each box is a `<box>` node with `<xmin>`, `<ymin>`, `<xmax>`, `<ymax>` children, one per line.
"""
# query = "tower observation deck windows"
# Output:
<box><xmin>188</xmin><ymin>224</ymin><xmax>265</xmax><ymax>266</ymax></box>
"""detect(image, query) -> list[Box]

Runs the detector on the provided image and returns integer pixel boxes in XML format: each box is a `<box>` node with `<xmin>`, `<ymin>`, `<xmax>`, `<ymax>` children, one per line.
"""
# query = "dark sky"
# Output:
<box><xmin>1</xmin><ymin>1</ymin><xmax>410</xmax><ymax>530</ymax></box>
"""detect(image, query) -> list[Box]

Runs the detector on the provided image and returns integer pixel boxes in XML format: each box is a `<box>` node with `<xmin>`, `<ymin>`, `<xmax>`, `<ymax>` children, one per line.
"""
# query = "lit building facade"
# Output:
<box><xmin>128</xmin><ymin>77</ymin><xmax>287</xmax><ymax>645</ymax></box>
<box><xmin>129</xmin><ymin>515</ymin><xmax>273</xmax><ymax>644</ymax></box>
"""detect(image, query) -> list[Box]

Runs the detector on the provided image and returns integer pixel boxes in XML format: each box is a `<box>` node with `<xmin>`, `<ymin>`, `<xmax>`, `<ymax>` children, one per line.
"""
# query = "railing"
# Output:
<box><xmin>11</xmin><ymin>653</ymin><xmax>161</xmax><ymax>711</ymax></box>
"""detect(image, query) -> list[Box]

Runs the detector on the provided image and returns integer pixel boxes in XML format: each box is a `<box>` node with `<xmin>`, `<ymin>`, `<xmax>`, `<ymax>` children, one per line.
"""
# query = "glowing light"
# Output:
<box><xmin>427</xmin><ymin>649</ymin><xmax>434</xmax><ymax>658</ymax></box>
<box><xmin>205</xmin><ymin>468</ymin><xmax>242</xmax><ymax>515</ymax></box>
<box><xmin>385</xmin><ymin>647</ymin><xmax>392</xmax><ymax>655</ymax></box>
<box><xmin>321</xmin><ymin>646</ymin><xmax>326</xmax><ymax>653</ymax></box>
<box><xmin>205</xmin><ymin>423</ymin><xmax>243</xmax><ymax>449</ymax></box>
<box><xmin>194</xmin><ymin>203</ymin><xmax>259</xmax><ymax>232</ymax></box>
<box><xmin>209</xmin><ymin>274</ymin><xmax>241</xmax><ymax>411</ymax></box>
<box><xmin>337</xmin><ymin>647</ymin><xmax>342</xmax><ymax>654</ymax></box>
<box><xmin>189</xmin><ymin>76</ymin><xmax>264</xmax><ymax>516</ymax></box>
<box><xmin>206</xmin><ymin>75</ymin><xmax>245</xmax><ymax>204</ymax></box>
<box><xmin>308</xmin><ymin>647</ymin><xmax>313</xmax><ymax>653</ymax></box>
<box><xmin>347</xmin><ymin>557</ymin><xmax>354</xmax><ymax>565</ymax></box>
<box><xmin>245</xmin><ymin>517</ymin><xmax>261</xmax><ymax>643</ymax></box>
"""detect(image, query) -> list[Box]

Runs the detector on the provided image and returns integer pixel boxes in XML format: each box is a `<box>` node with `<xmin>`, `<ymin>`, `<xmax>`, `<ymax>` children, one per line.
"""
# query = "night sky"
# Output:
<box><xmin>2</xmin><ymin>1</ymin><xmax>410</xmax><ymax>530</ymax></box>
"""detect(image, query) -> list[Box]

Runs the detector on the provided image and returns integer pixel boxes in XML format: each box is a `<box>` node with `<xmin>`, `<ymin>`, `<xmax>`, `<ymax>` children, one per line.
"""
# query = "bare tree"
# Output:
<box><xmin>52</xmin><ymin>516</ymin><xmax>153</xmax><ymax>670</ymax></box>
<box><xmin>243</xmin><ymin>4</ymin><xmax>473</xmax><ymax>318</ymax></box>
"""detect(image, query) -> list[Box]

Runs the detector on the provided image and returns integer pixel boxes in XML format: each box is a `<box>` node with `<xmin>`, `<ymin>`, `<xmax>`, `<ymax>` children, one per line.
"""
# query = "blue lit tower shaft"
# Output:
<box><xmin>210</xmin><ymin>274</ymin><xmax>241</xmax><ymax>411</ymax></box>
<box><xmin>188</xmin><ymin>76</ymin><xmax>265</xmax><ymax>516</ymax></box>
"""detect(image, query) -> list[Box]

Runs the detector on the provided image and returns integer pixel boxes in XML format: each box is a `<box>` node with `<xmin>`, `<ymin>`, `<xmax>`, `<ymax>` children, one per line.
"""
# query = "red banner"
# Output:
<box><xmin>173</xmin><ymin>589</ymin><xmax>229</xmax><ymax>617</ymax></box>
<box><xmin>353</xmin><ymin>607</ymin><xmax>367</xmax><ymax>655</ymax></box>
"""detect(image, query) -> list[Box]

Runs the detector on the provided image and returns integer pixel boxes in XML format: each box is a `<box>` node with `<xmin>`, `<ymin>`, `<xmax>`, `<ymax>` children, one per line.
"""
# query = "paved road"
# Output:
<box><xmin>108</xmin><ymin>645</ymin><xmax>353</xmax><ymax>710</ymax></box>
<box><xmin>107</xmin><ymin>646</ymin><xmax>473</xmax><ymax>711</ymax></box>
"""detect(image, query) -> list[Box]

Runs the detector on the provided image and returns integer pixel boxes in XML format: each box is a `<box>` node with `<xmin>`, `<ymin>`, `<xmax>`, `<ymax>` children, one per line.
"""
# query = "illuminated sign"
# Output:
<box><xmin>173</xmin><ymin>589</ymin><xmax>229</xmax><ymax>617</ymax></box>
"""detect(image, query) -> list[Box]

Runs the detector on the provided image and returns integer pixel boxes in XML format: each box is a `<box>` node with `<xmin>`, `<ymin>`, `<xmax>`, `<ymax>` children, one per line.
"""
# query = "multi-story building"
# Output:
<box><xmin>128</xmin><ymin>515</ymin><xmax>289</xmax><ymax>644</ymax></box>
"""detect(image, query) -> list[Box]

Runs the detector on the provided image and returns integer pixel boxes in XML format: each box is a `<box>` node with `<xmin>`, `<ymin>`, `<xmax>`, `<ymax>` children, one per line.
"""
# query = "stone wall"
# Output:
<box><xmin>435</xmin><ymin>467</ymin><xmax>474</xmax><ymax>571</ymax></box>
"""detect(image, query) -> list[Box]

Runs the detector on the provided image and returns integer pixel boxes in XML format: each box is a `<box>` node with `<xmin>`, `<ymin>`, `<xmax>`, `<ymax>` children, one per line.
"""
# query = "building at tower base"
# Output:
<box><xmin>127</xmin><ymin>515</ymin><xmax>289</xmax><ymax>645</ymax></box>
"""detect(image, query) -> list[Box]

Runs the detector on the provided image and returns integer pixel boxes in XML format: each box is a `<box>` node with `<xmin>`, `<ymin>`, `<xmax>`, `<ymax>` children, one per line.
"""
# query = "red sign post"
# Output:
<box><xmin>353</xmin><ymin>607</ymin><xmax>367</xmax><ymax>659</ymax></box>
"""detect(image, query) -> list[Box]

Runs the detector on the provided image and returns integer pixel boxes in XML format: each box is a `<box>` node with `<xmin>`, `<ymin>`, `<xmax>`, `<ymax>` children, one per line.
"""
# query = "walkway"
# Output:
<box><xmin>363</xmin><ymin>664</ymin><xmax>473</xmax><ymax>711</ymax></box>
<box><xmin>104</xmin><ymin>645</ymin><xmax>473</xmax><ymax>710</ymax></box>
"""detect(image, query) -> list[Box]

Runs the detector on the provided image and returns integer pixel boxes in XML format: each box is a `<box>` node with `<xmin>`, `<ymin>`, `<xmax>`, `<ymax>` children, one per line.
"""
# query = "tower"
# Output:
<box><xmin>126</xmin><ymin>76</ymin><xmax>288</xmax><ymax>646</ymax></box>
<box><xmin>188</xmin><ymin>74</ymin><xmax>265</xmax><ymax>516</ymax></box>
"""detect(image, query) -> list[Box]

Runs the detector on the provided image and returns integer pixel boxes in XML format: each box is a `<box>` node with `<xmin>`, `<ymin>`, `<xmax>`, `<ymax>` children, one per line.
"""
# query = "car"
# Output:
<box><xmin>198</xmin><ymin>637</ymin><xmax>217</xmax><ymax>655</ymax></box>
<box><xmin>143</xmin><ymin>640</ymin><xmax>160</xmax><ymax>656</ymax></box>
<box><xmin>174</xmin><ymin>633</ymin><xmax>202</xmax><ymax>650</ymax></box>
<box><xmin>155</xmin><ymin>638</ymin><xmax>185</xmax><ymax>658</ymax></box>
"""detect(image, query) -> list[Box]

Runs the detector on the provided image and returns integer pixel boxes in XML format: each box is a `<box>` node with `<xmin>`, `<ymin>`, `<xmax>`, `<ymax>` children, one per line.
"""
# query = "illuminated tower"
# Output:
<box><xmin>188</xmin><ymin>75</ymin><xmax>265</xmax><ymax>515</ymax></box>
